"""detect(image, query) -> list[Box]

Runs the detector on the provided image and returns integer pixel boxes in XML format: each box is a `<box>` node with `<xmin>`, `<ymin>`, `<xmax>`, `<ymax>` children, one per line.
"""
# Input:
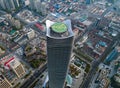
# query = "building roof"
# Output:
<box><xmin>51</xmin><ymin>22</ymin><xmax>67</xmax><ymax>33</ymax></box>
<box><xmin>9</xmin><ymin>59</ymin><xmax>20</xmax><ymax>69</ymax></box>
<box><xmin>42</xmin><ymin>74</ymin><xmax>72</xmax><ymax>87</ymax></box>
<box><xmin>66</xmin><ymin>74</ymin><xmax>72</xmax><ymax>87</ymax></box>
<box><xmin>10</xmin><ymin>29</ymin><xmax>17</xmax><ymax>35</ymax></box>
<box><xmin>46</xmin><ymin>20</ymin><xmax>74</xmax><ymax>39</ymax></box>
<box><xmin>0</xmin><ymin>55</ymin><xmax>21</xmax><ymax>69</ymax></box>
<box><xmin>0</xmin><ymin>17</ymin><xmax>5</xmax><ymax>23</ymax></box>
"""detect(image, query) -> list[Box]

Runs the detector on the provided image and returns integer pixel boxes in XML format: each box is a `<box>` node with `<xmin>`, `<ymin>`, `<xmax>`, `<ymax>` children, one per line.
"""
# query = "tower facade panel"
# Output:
<box><xmin>46</xmin><ymin>20</ymin><xmax>74</xmax><ymax>88</ymax></box>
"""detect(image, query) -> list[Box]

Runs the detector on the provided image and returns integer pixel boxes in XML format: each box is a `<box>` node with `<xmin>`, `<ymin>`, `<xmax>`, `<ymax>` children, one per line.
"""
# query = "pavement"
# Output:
<box><xmin>89</xmin><ymin>71</ymin><xmax>99</xmax><ymax>88</ymax></box>
<box><xmin>72</xmin><ymin>68</ymin><xmax>84</xmax><ymax>88</ymax></box>
<box><xmin>80</xmin><ymin>60</ymin><xmax>100</xmax><ymax>88</ymax></box>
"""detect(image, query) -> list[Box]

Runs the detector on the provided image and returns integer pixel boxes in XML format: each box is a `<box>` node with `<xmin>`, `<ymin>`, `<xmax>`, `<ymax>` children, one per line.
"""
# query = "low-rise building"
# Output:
<box><xmin>0</xmin><ymin>54</ymin><xmax>26</xmax><ymax>78</ymax></box>
<box><xmin>0</xmin><ymin>74</ymin><xmax>12</xmax><ymax>88</ymax></box>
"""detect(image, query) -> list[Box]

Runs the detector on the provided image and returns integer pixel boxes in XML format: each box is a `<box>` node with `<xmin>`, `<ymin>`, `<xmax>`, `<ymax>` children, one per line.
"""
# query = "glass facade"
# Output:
<box><xmin>46</xmin><ymin>20</ymin><xmax>74</xmax><ymax>88</ymax></box>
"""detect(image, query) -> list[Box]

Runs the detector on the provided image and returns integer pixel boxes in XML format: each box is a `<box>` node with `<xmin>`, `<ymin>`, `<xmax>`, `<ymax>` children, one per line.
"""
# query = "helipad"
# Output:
<box><xmin>51</xmin><ymin>22</ymin><xmax>67</xmax><ymax>33</ymax></box>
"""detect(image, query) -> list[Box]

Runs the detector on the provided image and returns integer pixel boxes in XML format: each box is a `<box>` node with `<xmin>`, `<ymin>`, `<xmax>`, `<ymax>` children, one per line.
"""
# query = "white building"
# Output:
<box><xmin>27</xmin><ymin>28</ymin><xmax>35</xmax><ymax>40</ymax></box>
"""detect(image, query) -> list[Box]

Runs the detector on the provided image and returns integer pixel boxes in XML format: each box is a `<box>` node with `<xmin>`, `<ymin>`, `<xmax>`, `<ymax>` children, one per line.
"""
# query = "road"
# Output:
<box><xmin>20</xmin><ymin>64</ymin><xmax>47</xmax><ymax>88</ymax></box>
<box><xmin>79</xmin><ymin>4</ymin><xmax>116</xmax><ymax>88</ymax></box>
<box><xmin>73</xmin><ymin>13</ymin><xmax>100</xmax><ymax>88</ymax></box>
<box><xmin>80</xmin><ymin>60</ymin><xmax>100</xmax><ymax>88</ymax></box>
<box><xmin>80</xmin><ymin>40</ymin><xmax>115</xmax><ymax>88</ymax></box>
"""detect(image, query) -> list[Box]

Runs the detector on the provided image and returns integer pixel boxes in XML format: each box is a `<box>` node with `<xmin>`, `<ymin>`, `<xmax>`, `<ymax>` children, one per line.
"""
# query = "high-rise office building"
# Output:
<box><xmin>85</xmin><ymin>0</ymin><xmax>95</xmax><ymax>4</ymax></box>
<box><xmin>29</xmin><ymin>0</ymin><xmax>35</xmax><ymax>10</ymax></box>
<box><xmin>40</xmin><ymin>2</ymin><xmax>47</xmax><ymax>15</ymax></box>
<box><xmin>4</xmin><ymin>0</ymin><xmax>15</xmax><ymax>11</ymax></box>
<box><xmin>29</xmin><ymin>0</ymin><xmax>41</xmax><ymax>10</ymax></box>
<box><xmin>29</xmin><ymin>0</ymin><xmax>47</xmax><ymax>15</ymax></box>
<box><xmin>46</xmin><ymin>20</ymin><xmax>74</xmax><ymax>88</ymax></box>
<box><xmin>13</xmin><ymin>0</ymin><xmax>20</xmax><ymax>8</ymax></box>
<box><xmin>0</xmin><ymin>0</ymin><xmax>20</xmax><ymax>11</ymax></box>
<box><xmin>107</xmin><ymin>0</ymin><xmax>117</xmax><ymax>3</ymax></box>
<box><xmin>34</xmin><ymin>0</ymin><xmax>41</xmax><ymax>13</ymax></box>
<box><xmin>0</xmin><ymin>0</ymin><xmax>6</xmax><ymax>9</ymax></box>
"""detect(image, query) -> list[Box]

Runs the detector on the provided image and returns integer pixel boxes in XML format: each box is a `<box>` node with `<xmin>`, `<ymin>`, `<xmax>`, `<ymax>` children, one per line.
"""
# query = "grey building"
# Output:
<box><xmin>29</xmin><ymin>0</ymin><xmax>35</xmax><ymax>10</ymax></box>
<box><xmin>0</xmin><ymin>0</ymin><xmax>20</xmax><ymax>11</ymax></box>
<box><xmin>46</xmin><ymin>20</ymin><xmax>74</xmax><ymax>88</ymax></box>
<box><xmin>13</xmin><ymin>0</ymin><xmax>20</xmax><ymax>8</ymax></box>
<box><xmin>0</xmin><ymin>0</ymin><xmax>6</xmax><ymax>9</ymax></box>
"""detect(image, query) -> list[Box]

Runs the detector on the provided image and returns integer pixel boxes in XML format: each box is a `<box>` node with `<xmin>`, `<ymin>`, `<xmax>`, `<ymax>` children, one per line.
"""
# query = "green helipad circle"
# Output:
<box><xmin>51</xmin><ymin>22</ymin><xmax>67</xmax><ymax>33</ymax></box>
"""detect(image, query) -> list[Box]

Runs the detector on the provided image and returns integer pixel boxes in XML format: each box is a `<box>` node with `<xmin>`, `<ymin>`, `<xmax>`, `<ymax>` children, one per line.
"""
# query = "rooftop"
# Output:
<box><xmin>0</xmin><ymin>17</ymin><xmax>5</xmax><ymax>23</ymax></box>
<box><xmin>51</xmin><ymin>22</ymin><xmax>67</xmax><ymax>33</ymax></box>
<box><xmin>46</xmin><ymin>20</ymin><xmax>74</xmax><ymax>39</ymax></box>
<box><xmin>66</xmin><ymin>74</ymin><xmax>72</xmax><ymax>87</ymax></box>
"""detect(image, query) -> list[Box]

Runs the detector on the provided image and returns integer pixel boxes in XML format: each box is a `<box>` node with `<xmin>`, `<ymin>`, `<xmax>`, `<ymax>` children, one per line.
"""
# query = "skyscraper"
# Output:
<box><xmin>40</xmin><ymin>2</ymin><xmax>47</xmax><ymax>15</ymax></box>
<box><xmin>0</xmin><ymin>0</ymin><xmax>20</xmax><ymax>11</ymax></box>
<box><xmin>0</xmin><ymin>0</ymin><xmax>6</xmax><ymax>9</ymax></box>
<box><xmin>34</xmin><ymin>0</ymin><xmax>41</xmax><ymax>13</ymax></box>
<box><xmin>85</xmin><ymin>0</ymin><xmax>94</xmax><ymax>4</ymax></box>
<box><xmin>4</xmin><ymin>0</ymin><xmax>15</xmax><ymax>11</ymax></box>
<box><xmin>29</xmin><ymin>0</ymin><xmax>35</xmax><ymax>10</ymax></box>
<box><xmin>29</xmin><ymin>0</ymin><xmax>47</xmax><ymax>15</ymax></box>
<box><xmin>46</xmin><ymin>20</ymin><xmax>74</xmax><ymax>88</ymax></box>
<box><xmin>13</xmin><ymin>0</ymin><xmax>20</xmax><ymax>8</ymax></box>
<box><xmin>107</xmin><ymin>0</ymin><xmax>117</xmax><ymax>3</ymax></box>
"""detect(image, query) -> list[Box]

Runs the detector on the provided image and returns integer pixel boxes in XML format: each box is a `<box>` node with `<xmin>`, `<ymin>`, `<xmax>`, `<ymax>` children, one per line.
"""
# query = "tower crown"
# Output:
<box><xmin>46</xmin><ymin>20</ymin><xmax>74</xmax><ymax>39</ymax></box>
<box><xmin>51</xmin><ymin>22</ymin><xmax>67</xmax><ymax>33</ymax></box>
